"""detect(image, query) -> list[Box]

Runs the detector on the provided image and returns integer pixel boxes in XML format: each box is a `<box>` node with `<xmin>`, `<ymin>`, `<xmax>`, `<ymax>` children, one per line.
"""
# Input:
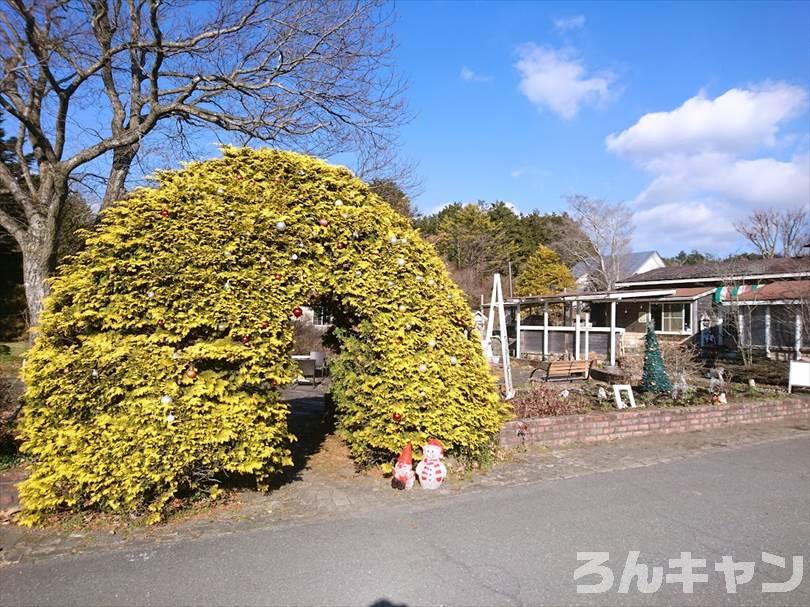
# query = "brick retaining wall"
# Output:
<box><xmin>499</xmin><ymin>397</ymin><xmax>810</xmax><ymax>449</ymax></box>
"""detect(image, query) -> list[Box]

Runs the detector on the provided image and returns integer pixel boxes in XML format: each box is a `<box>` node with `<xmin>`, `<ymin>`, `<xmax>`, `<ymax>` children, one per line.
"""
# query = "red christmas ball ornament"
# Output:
<box><xmin>392</xmin><ymin>412</ymin><xmax>402</xmax><ymax>422</ymax></box>
<box><xmin>157</xmin><ymin>319</ymin><xmax>165</xmax><ymax>328</ymax></box>
<box><xmin>262</xmin><ymin>320</ymin><xmax>270</xmax><ymax>329</ymax></box>
<box><xmin>337</xmin><ymin>242</ymin><xmax>346</xmax><ymax>250</ymax></box>
<box><xmin>274</xmin><ymin>274</ymin><xmax>283</xmax><ymax>281</ymax></box>
<box><xmin>242</xmin><ymin>335</ymin><xmax>250</xmax><ymax>344</ymax></box>
<box><xmin>186</xmin><ymin>367</ymin><xmax>197</xmax><ymax>379</ymax></box>
<box><xmin>159</xmin><ymin>209</ymin><xmax>169</xmax><ymax>218</ymax></box>
<box><xmin>319</xmin><ymin>218</ymin><xmax>329</xmax><ymax>227</ymax></box>
<box><xmin>292</xmin><ymin>306</ymin><xmax>303</xmax><ymax>318</ymax></box>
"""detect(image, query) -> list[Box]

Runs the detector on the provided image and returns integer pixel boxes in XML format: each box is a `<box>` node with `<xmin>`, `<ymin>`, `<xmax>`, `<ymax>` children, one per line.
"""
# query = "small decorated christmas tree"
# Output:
<box><xmin>640</xmin><ymin>322</ymin><xmax>672</xmax><ymax>393</ymax></box>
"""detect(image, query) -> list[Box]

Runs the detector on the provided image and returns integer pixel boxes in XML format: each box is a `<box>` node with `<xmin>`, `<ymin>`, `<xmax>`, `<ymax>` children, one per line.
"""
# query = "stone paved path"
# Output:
<box><xmin>1</xmin><ymin>408</ymin><xmax>807</xmax><ymax>567</ymax></box>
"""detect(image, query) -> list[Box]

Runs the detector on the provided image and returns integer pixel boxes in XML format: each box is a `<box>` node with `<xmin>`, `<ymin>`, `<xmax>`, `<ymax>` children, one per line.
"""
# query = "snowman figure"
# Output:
<box><xmin>391</xmin><ymin>443</ymin><xmax>415</xmax><ymax>490</ymax></box>
<box><xmin>416</xmin><ymin>439</ymin><xmax>446</xmax><ymax>490</ymax></box>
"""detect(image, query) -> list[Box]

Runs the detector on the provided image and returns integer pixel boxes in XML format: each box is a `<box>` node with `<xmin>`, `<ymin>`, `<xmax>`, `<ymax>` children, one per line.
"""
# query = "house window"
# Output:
<box><xmin>312</xmin><ymin>305</ymin><xmax>332</xmax><ymax>326</ymax></box>
<box><xmin>650</xmin><ymin>303</ymin><xmax>691</xmax><ymax>333</ymax></box>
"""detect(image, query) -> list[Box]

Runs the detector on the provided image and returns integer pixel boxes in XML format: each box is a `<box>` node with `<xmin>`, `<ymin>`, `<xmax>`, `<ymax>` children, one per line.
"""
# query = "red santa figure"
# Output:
<box><xmin>392</xmin><ymin>443</ymin><xmax>415</xmax><ymax>490</ymax></box>
<box><xmin>416</xmin><ymin>438</ymin><xmax>446</xmax><ymax>490</ymax></box>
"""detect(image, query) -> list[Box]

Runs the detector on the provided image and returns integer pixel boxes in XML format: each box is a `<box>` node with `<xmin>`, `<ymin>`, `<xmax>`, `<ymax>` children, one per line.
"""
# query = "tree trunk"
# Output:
<box><xmin>101</xmin><ymin>144</ymin><xmax>139</xmax><ymax>209</ymax></box>
<box><xmin>21</xmin><ymin>231</ymin><xmax>53</xmax><ymax>339</ymax></box>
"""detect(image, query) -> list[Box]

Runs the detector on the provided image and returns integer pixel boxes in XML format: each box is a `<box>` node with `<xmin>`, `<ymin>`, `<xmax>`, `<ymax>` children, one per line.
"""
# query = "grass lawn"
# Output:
<box><xmin>1</xmin><ymin>340</ymin><xmax>28</xmax><ymax>470</ymax></box>
<box><xmin>0</xmin><ymin>340</ymin><xmax>28</xmax><ymax>377</ymax></box>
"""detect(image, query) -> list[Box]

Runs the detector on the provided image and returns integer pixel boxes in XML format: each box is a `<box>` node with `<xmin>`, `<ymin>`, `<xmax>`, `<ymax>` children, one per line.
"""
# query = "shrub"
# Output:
<box><xmin>17</xmin><ymin>148</ymin><xmax>509</xmax><ymax>525</ymax></box>
<box><xmin>511</xmin><ymin>383</ymin><xmax>589</xmax><ymax>418</ymax></box>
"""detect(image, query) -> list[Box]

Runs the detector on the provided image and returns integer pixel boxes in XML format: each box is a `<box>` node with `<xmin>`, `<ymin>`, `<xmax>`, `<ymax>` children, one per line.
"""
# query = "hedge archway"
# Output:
<box><xmin>18</xmin><ymin>148</ymin><xmax>509</xmax><ymax>525</ymax></box>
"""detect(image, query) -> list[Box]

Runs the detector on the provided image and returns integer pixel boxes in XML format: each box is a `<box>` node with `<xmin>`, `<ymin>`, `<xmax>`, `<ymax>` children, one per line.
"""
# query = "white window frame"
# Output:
<box><xmin>312</xmin><ymin>305</ymin><xmax>332</xmax><ymax>327</ymax></box>
<box><xmin>649</xmin><ymin>302</ymin><xmax>691</xmax><ymax>334</ymax></box>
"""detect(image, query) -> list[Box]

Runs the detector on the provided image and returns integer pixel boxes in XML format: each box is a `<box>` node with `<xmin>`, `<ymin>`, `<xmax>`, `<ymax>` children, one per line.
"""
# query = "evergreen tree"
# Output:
<box><xmin>515</xmin><ymin>245</ymin><xmax>575</xmax><ymax>296</ymax></box>
<box><xmin>640</xmin><ymin>322</ymin><xmax>672</xmax><ymax>393</ymax></box>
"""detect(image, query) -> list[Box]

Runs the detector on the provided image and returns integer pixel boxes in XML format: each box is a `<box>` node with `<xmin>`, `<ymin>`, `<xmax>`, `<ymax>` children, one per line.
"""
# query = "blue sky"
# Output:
<box><xmin>391</xmin><ymin>0</ymin><xmax>810</xmax><ymax>256</ymax></box>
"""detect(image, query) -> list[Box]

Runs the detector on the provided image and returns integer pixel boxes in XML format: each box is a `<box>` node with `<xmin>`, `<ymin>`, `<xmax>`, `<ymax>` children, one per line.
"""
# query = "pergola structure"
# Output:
<box><xmin>491</xmin><ymin>289</ymin><xmax>683</xmax><ymax>366</ymax></box>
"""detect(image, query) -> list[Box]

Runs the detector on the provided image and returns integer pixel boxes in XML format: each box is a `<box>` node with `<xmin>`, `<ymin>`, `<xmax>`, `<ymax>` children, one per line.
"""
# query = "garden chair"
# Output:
<box><xmin>309</xmin><ymin>351</ymin><xmax>327</xmax><ymax>380</ymax></box>
<box><xmin>295</xmin><ymin>358</ymin><xmax>319</xmax><ymax>387</ymax></box>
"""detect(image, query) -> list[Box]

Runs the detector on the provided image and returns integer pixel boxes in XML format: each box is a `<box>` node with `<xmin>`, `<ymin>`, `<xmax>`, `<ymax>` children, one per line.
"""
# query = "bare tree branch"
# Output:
<box><xmin>734</xmin><ymin>206</ymin><xmax>809</xmax><ymax>258</ymax></box>
<box><xmin>566</xmin><ymin>195</ymin><xmax>634</xmax><ymax>291</ymax></box>
<box><xmin>0</xmin><ymin>0</ymin><xmax>407</xmax><ymax>327</ymax></box>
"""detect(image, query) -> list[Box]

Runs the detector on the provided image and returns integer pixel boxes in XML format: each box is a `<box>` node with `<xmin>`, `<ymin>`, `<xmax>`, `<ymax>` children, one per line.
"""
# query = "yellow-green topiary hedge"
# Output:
<box><xmin>18</xmin><ymin>148</ymin><xmax>509</xmax><ymax>525</ymax></box>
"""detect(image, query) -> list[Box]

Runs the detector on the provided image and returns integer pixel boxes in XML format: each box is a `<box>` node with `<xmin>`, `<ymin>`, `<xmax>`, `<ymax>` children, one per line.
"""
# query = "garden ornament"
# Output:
<box><xmin>391</xmin><ymin>443</ymin><xmax>415</xmax><ymax>490</ymax></box>
<box><xmin>416</xmin><ymin>439</ymin><xmax>446</xmax><ymax>490</ymax></box>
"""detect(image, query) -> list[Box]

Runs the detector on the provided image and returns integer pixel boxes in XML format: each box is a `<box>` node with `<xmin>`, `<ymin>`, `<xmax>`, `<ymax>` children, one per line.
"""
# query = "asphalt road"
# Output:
<box><xmin>2</xmin><ymin>437</ymin><xmax>809</xmax><ymax>607</ymax></box>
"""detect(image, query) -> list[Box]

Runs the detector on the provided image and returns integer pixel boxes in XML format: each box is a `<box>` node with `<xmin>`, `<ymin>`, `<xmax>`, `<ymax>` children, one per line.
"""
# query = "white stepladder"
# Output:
<box><xmin>483</xmin><ymin>273</ymin><xmax>514</xmax><ymax>400</ymax></box>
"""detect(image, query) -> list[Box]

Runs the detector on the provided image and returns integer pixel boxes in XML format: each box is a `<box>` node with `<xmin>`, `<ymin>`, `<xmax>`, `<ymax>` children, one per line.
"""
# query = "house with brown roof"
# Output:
<box><xmin>494</xmin><ymin>256</ymin><xmax>809</xmax><ymax>365</ymax></box>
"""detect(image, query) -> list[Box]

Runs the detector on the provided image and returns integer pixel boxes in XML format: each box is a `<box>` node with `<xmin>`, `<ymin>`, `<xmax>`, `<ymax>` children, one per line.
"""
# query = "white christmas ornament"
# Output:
<box><xmin>427</xmin><ymin>279</ymin><xmax>435</xmax><ymax>286</ymax></box>
<box><xmin>397</xmin><ymin>258</ymin><xmax>406</xmax><ymax>266</ymax></box>
<box><xmin>427</xmin><ymin>340</ymin><xmax>436</xmax><ymax>348</ymax></box>
<box><xmin>276</xmin><ymin>221</ymin><xmax>286</xmax><ymax>231</ymax></box>
<box><xmin>449</xmin><ymin>356</ymin><xmax>458</xmax><ymax>365</ymax></box>
<box><xmin>216</xmin><ymin>188</ymin><xmax>224</xmax><ymax>194</ymax></box>
<box><xmin>418</xmin><ymin>363</ymin><xmax>427</xmax><ymax>372</ymax></box>
<box><xmin>166</xmin><ymin>413</ymin><xmax>175</xmax><ymax>424</ymax></box>
<box><xmin>398</xmin><ymin>304</ymin><xmax>407</xmax><ymax>312</ymax></box>
<box><xmin>91</xmin><ymin>369</ymin><xmax>99</xmax><ymax>378</ymax></box>
<box><xmin>291</xmin><ymin>253</ymin><xmax>298</xmax><ymax>260</ymax></box>
<box><xmin>334</xmin><ymin>199</ymin><xmax>343</xmax><ymax>206</ymax></box>
<box><xmin>161</xmin><ymin>395</ymin><xmax>173</xmax><ymax>406</ymax></box>
<box><xmin>390</xmin><ymin>235</ymin><xmax>398</xmax><ymax>244</ymax></box>
<box><xmin>416</xmin><ymin>275</ymin><xmax>424</xmax><ymax>282</ymax></box>
<box><xmin>147</xmin><ymin>290</ymin><xmax>155</xmax><ymax>299</ymax></box>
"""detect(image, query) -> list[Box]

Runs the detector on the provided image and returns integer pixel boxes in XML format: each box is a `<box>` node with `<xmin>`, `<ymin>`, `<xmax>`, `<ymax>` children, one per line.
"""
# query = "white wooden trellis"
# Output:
<box><xmin>483</xmin><ymin>273</ymin><xmax>514</xmax><ymax>400</ymax></box>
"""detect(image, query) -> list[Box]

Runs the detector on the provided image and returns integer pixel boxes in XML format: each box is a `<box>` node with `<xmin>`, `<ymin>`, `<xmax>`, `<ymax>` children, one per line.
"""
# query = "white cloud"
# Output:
<box><xmin>606</xmin><ymin>83</ymin><xmax>810</xmax><ymax>254</ymax></box>
<box><xmin>460</xmin><ymin>66</ymin><xmax>491</xmax><ymax>83</ymax></box>
<box><xmin>632</xmin><ymin>200</ymin><xmax>741</xmax><ymax>253</ymax></box>
<box><xmin>553</xmin><ymin>15</ymin><xmax>585</xmax><ymax>32</ymax></box>
<box><xmin>515</xmin><ymin>44</ymin><xmax>615</xmax><ymax>119</ymax></box>
<box><xmin>606</xmin><ymin>83</ymin><xmax>808</xmax><ymax>156</ymax></box>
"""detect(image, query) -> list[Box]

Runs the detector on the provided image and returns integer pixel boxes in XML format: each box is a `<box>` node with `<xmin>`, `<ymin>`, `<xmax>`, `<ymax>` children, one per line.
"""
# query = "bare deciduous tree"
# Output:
<box><xmin>566</xmin><ymin>194</ymin><xmax>634</xmax><ymax>291</ymax></box>
<box><xmin>734</xmin><ymin>207</ymin><xmax>809</xmax><ymax>258</ymax></box>
<box><xmin>0</xmin><ymin>0</ymin><xmax>405</xmax><ymax>327</ymax></box>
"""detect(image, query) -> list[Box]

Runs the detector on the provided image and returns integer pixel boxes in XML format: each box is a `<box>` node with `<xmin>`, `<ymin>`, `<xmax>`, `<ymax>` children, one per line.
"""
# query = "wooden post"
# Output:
<box><xmin>609</xmin><ymin>300</ymin><xmax>617</xmax><ymax>367</ymax></box>
<box><xmin>543</xmin><ymin>302</ymin><xmax>549</xmax><ymax>360</ymax></box>
<box><xmin>584</xmin><ymin>312</ymin><xmax>590</xmax><ymax>360</ymax></box>
<box><xmin>515</xmin><ymin>302</ymin><xmax>522</xmax><ymax>359</ymax></box>
<box><xmin>764</xmin><ymin>305</ymin><xmax>771</xmax><ymax>356</ymax></box>
<box><xmin>796</xmin><ymin>311</ymin><xmax>802</xmax><ymax>360</ymax></box>
<box><xmin>574</xmin><ymin>310</ymin><xmax>581</xmax><ymax>361</ymax></box>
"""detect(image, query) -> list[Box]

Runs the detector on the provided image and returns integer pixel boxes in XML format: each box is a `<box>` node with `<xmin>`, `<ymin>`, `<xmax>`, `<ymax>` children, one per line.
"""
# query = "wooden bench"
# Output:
<box><xmin>529</xmin><ymin>359</ymin><xmax>593</xmax><ymax>382</ymax></box>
